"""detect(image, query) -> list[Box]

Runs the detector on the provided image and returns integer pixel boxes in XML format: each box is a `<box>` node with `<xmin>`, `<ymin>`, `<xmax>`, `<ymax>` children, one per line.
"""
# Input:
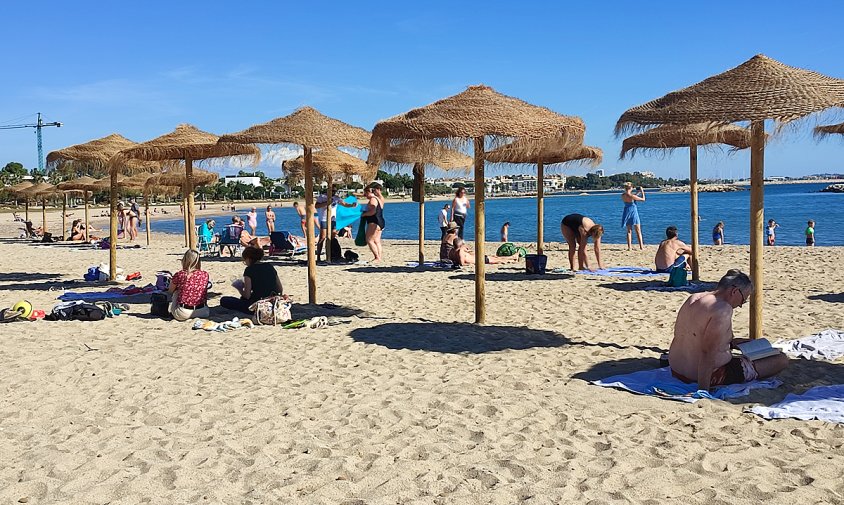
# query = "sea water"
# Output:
<box><xmin>151</xmin><ymin>183</ymin><xmax>841</xmax><ymax>246</ymax></box>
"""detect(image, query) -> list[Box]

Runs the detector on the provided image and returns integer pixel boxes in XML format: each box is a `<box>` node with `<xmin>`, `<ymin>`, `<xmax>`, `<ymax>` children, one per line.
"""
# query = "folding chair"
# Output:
<box><xmin>218</xmin><ymin>224</ymin><xmax>243</xmax><ymax>258</ymax></box>
<box><xmin>196</xmin><ymin>225</ymin><xmax>219</xmax><ymax>256</ymax></box>
<box><xmin>268</xmin><ymin>231</ymin><xmax>307</xmax><ymax>259</ymax></box>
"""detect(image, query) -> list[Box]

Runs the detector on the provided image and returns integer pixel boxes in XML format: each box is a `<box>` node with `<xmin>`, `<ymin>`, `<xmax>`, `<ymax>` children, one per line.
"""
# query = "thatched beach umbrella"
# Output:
<box><xmin>7</xmin><ymin>181</ymin><xmax>34</xmax><ymax>221</ymax></box>
<box><xmin>21</xmin><ymin>182</ymin><xmax>58</xmax><ymax>235</ymax></box>
<box><xmin>369</xmin><ymin>85</ymin><xmax>586</xmax><ymax>323</ymax></box>
<box><xmin>814</xmin><ymin>122</ymin><xmax>844</xmax><ymax>139</ymax></box>
<box><xmin>112</xmin><ymin>124</ymin><xmax>260</xmax><ymax>253</ymax></box>
<box><xmin>616</xmin><ymin>54</ymin><xmax>844</xmax><ymax>339</ymax></box>
<box><xmin>620</xmin><ymin>123</ymin><xmax>755</xmax><ymax>281</ymax></box>
<box><xmin>219</xmin><ymin>107</ymin><xmax>371</xmax><ymax>304</ymax></box>
<box><xmin>145</xmin><ymin>168</ymin><xmax>219</xmax><ymax>247</ymax></box>
<box><xmin>373</xmin><ymin>140</ymin><xmax>473</xmax><ymax>265</ymax></box>
<box><xmin>486</xmin><ymin>141</ymin><xmax>602</xmax><ymax>255</ymax></box>
<box><xmin>56</xmin><ymin>175</ymin><xmax>100</xmax><ymax>240</ymax></box>
<box><xmin>283</xmin><ymin>149</ymin><xmax>373</xmax><ymax>262</ymax></box>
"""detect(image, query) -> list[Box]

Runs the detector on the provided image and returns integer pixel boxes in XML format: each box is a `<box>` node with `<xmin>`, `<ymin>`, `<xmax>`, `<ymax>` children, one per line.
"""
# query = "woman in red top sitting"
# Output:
<box><xmin>168</xmin><ymin>249</ymin><xmax>211</xmax><ymax>321</ymax></box>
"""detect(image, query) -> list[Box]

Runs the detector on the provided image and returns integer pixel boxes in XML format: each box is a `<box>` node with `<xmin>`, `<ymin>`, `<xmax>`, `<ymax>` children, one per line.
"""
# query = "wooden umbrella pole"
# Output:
<box><xmin>25</xmin><ymin>200</ymin><xmax>29</xmax><ymax>222</ymax></box>
<box><xmin>109</xmin><ymin>169</ymin><xmax>118</xmax><ymax>280</ymax></box>
<box><xmin>42</xmin><ymin>198</ymin><xmax>47</xmax><ymax>233</ymax></box>
<box><xmin>474</xmin><ymin>137</ymin><xmax>486</xmax><ymax>324</ymax></box>
<box><xmin>749</xmin><ymin>120</ymin><xmax>765</xmax><ymax>340</ymax></box>
<box><xmin>416</xmin><ymin>163</ymin><xmax>425</xmax><ymax>266</ymax></box>
<box><xmin>537</xmin><ymin>161</ymin><xmax>545</xmax><ymax>254</ymax></box>
<box><xmin>182</xmin><ymin>191</ymin><xmax>189</xmax><ymax>247</ymax></box>
<box><xmin>186</xmin><ymin>156</ymin><xmax>197</xmax><ymax>250</ymax></box>
<box><xmin>62</xmin><ymin>194</ymin><xmax>67</xmax><ymax>239</ymax></box>
<box><xmin>145</xmin><ymin>194</ymin><xmax>151</xmax><ymax>246</ymax></box>
<box><xmin>326</xmin><ymin>180</ymin><xmax>334</xmax><ymax>263</ymax></box>
<box><xmin>84</xmin><ymin>191</ymin><xmax>90</xmax><ymax>241</ymax></box>
<box><xmin>304</xmin><ymin>147</ymin><xmax>317</xmax><ymax>304</ymax></box>
<box><xmin>689</xmin><ymin>145</ymin><xmax>700</xmax><ymax>281</ymax></box>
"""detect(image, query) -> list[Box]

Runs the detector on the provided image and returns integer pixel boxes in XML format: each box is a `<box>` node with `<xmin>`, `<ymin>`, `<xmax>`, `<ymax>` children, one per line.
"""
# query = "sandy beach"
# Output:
<box><xmin>1</xmin><ymin>216</ymin><xmax>843</xmax><ymax>504</ymax></box>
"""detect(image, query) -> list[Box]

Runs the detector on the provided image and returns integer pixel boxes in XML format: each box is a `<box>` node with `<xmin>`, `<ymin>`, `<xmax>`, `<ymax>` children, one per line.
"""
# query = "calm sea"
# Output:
<box><xmin>151</xmin><ymin>183</ymin><xmax>841</xmax><ymax>246</ymax></box>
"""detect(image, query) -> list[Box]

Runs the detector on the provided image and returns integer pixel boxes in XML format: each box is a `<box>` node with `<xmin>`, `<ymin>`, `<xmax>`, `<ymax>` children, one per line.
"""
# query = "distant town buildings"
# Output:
<box><xmin>223</xmin><ymin>176</ymin><xmax>261</xmax><ymax>187</ymax></box>
<box><xmin>431</xmin><ymin>174</ymin><xmax>567</xmax><ymax>196</ymax></box>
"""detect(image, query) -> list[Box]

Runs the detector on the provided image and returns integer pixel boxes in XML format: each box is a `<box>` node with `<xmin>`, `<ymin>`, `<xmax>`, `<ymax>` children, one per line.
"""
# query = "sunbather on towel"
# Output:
<box><xmin>240</xmin><ymin>228</ymin><xmax>271</xmax><ymax>248</ymax></box>
<box><xmin>669</xmin><ymin>269</ymin><xmax>788</xmax><ymax>391</ymax></box>
<box><xmin>448</xmin><ymin>239</ymin><xmax>521</xmax><ymax>266</ymax></box>
<box><xmin>655</xmin><ymin>226</ymin><xmax>691</xmax><ymax>272</ymax></box>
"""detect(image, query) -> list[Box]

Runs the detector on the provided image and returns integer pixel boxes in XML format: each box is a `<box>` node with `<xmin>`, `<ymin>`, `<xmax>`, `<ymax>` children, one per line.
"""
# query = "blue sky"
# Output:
<box><xmin>3</xmin><ymin>1</ymin><xmax>844</xmax><ymax>179</ymax></box>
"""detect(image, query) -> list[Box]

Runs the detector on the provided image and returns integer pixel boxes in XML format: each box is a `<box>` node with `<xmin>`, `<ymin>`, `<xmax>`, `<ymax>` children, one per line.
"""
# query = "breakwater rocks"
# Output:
<box><xmin>660</xmin><ymin>184</ymin><xmax>745</xmax><ymax>193</ymax></box>
<box><xmin>821</xmin><ymin>184</ymin><xmax>844</xmax><ymax>193</ymax></box>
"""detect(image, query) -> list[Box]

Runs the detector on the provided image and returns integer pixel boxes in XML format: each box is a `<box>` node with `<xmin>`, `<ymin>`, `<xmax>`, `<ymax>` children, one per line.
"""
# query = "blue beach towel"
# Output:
<box><xmin>335</xmin><ymin>196</ymin><xmax>365</xmax><ymax>230</ymax></box>
<box><xmin>592</xmin><ymin>366</ymin><xmax>782</xmax><ymax>403</ymax></box>
<box><xmin>575</xmin><ymin>267</ymin><xmax>668</xmax><ymax>278</ymax></box>
<box><xmin>748</xmin><ymin>385</ymin><xmax>844</xmax><ymax>424</ymax></box>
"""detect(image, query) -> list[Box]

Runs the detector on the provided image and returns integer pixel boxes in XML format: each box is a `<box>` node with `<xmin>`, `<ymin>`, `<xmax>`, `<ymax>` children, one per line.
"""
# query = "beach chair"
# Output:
<box><xmin>12</xmin><ymin>212</ymin><xmax>24</xmax><ymax>222</ymax></box>
<box><xmin>19</xmin><ymin>221</ymin><xmax>41</xmax><ymax>239</ymax></box>
<box><xmin>218</xmin><ymin>224</ymin><xmax>243</xmax><ymax>258</ymax></box>
<box><xmin>196</xmin><ymin>225</ymin><xmax>219</xmax><ymax>256</ymax></box>
<box><xmin>268</xmin><ymin>231</ymin><xmax>307</xmax><ymax>259</ymax></box>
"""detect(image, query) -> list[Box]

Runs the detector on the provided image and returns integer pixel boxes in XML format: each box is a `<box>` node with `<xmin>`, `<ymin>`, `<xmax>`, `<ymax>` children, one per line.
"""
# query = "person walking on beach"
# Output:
<box><xmin>266</xmin><ymin>205</ymin><xmax>276</xmax><ymax>234</ymax></box>
<box><xmin>439</xmin><ymin>204</ymin><xmax>450</xmax><ymax>239</ymax></box>
<box><xmin>361</xmin><ymin>183</ymin><xmax>386</xmax><ymax>263</ymax></box>
<box><xmin>621</xmin><ymin>182</ymin><xmax>645</xmax><ymax>251</ymax></box>
<box><xmin>668</xmin><ymin>269</ymin><xmax>789</xmax><ymax>392</ymax></box>
<box><xmin>246</xmin><ymin>207</ymin><xmax>258</xmax><ymax>236</ymax></box>
<box><xmin>450</xmin><ymin>187</ymin><xmax>470</xmax><ymax>239</ymax></box>
<box><xmin>293</xmin><ymin>201</ymin><xmax>309</xmax><ymax>236</ymax></box>
<box><xmin>501</xmin><ymin>221</ymin><xmax>510</xmax><ymax>242</ymax></box>
<box><xmin>806</xmin><ymin>220</ymin><xmax>815</xmax><ymax>247</ymax></box>
<box><xmin>168</xmin><ymin>249</ymin><xmax>211</xmax><ymax>321</ymax></box>
<box><xmin>712</xmin><ymin>221</ymin><xmax>725</xmax><ymax>245</ymax></box>
<box><xmin>560</xmin><ymin>213</ymin><xmax>605</xmax><ymax>271</ymax></box>
<box><xmin>766</xmin><ymin>219</ymin><xmax>779</xmax><ymax>246</ymax></box>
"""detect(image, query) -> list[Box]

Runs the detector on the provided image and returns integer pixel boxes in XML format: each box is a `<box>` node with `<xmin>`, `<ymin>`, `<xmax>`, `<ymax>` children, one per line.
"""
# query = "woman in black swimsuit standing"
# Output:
<box><xmin>560</xmin><ymin>213</ymin><xmax>606</xmax><ymax>271</ymax></box>
<box><xmin>362</xmin><ymin>183</ymin><xmax>386</xmax><ymax>262</ymax></box>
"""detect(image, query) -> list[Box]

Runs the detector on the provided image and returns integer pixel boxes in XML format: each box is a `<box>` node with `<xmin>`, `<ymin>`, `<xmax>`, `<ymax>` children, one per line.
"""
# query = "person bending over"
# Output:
<box><xmin>168</xmin><ymin>249</ymin><xmax>211</xmax><ymax>321</ymax></box>
<box><xmin>560</xmin><ymin>213</ymin><xmax>605</xmax><ymax>271</ymax></box>
<box><xmin>220</xmin><ymin>246</ymin><xmax>284</xmax><ymax>314</ymax></box>
<box><xmin>668</xmin><ymin>269</ymin><xmax>788</xmax><ymax>391</ymax></box>
<box><xmin>655</xmin><ymin>226</ymin><xmax>691</xmax><ymax>272</ymax></box>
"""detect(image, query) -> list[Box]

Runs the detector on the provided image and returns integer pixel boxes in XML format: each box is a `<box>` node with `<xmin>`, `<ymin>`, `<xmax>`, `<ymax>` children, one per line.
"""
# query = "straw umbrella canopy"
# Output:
<box><xmin>373</xmin><ymin>140</ymin><xmax>473</xmax><ymax>265</ymax></box>
<box><xmin>6</xmin><ymin>181</ymin><xmax>34</xmax><ymax>221</ymax></box>
<box><xmin>619</xmin><ymin>123</ymin><xmax>756</xmax><ymax>281</ymax></box>
<box><xmin>218</xmin><ymin>107</ymin><xmax>371</xmax><ymax>304</ymax></box>
<box><xmin>616</xmin><ymin>54</ymin><xmax>844</xmax><ymax>340</ymax></box>
<box><xmin>47</xmin><ymin>134</ymin><xmax>147</xmax><ymax>178</ymax></box>
<box><xmin>21</xmin><ymin>182</ymin><xmax>58</xmax><ymax>234</ymax></box>
<box><xmin>486</xmin><ymin>141</ymin><xmax>603</xmax><ymax>256</ymax></box>
<box><xmin>112</xmin><ymin>124</ymin><xmax>260</xmax><ymax>255</ymax></box>
<box><xmin>370</xmin><ymin>85</ymin><xmax>586</xmax><ymax>323</ymax></box>
<box><xmin>814</xmin><ymin>122</ymin><xmax>844</xmax><ymax>138</ymax></box>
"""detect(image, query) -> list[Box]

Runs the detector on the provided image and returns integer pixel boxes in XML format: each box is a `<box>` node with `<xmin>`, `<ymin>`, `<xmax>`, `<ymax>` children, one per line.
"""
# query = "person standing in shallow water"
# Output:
<box><xmin>621</xmin><ymin>182</ymin><xmax>645</xmax><ymax>250</ymax></box>
<box><xmin>450</xmin><ymin>187</ymin><xmax>470</xmax><ymax>239</ymax></box>
<box><xmin>501</xmin><ymin>221</ymin><xmax>510</xmax><ymax>242</ymax></box>
<box><xmin>712</xmin><ymin>221</ymin><xmax>725</xmax><ymax>245</ymax></box>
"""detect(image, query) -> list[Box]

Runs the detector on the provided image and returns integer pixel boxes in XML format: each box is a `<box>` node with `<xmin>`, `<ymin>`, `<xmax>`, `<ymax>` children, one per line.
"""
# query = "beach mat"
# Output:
<box><xmin>576</xmin><ymin>267</ymin><xmax>668</xmax><ymax>278</ymax></box>
<box><xmin>58</xmin><ymin>285</ymin><xmax>156</xmax><ymax>303</ymax></box>
<box><xmin>749</xmin><ymin>385</ymin><xmax>844</xmax><ymax>424</ymax></box>
<box><xmin>642</xmin><ymin>282</ymin><xmax>716</xmax><ymax>293</ymax></box>
<box><xmin>775</xmin><ymin>329</ymin><xmax>844</xmax><ymax>361</ymax></box>
<box><xmin>592</xmin><ymin>366</ymin><xmax>782</xmax><ymax>403</ymax></box>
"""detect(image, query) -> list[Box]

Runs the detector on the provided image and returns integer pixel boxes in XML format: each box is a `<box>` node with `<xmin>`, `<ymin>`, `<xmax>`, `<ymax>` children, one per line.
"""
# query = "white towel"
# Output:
<box><xmin>775</xmin><ymin>329</ymin><xmax>844</xmax><ymax>361</ymax></box>
<box><xmin>749</xmin><ymin>385</ymin><xmax>844</xmax><ymax>424</ymax></box>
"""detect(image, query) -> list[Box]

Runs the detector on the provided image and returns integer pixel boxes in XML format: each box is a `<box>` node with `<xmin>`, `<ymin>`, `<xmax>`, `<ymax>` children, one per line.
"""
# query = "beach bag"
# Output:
<box><xmin>330</xmin><ymin>237</ymin><xmax>342</xmax><ymax>260</ymax></box>
<box><xmin>344</xmin><ymin>250</ymin><xmax>359</xmax><ymax>263</ymax></box>
<box><xmin>150</xmin><ymin>293</ymin><xmax>170</xmax><ymax>318</ymax></box>
<box><xmin>46</xmin><ymin>301</ymin><xmax>106</xmax><ymax>321</ymax></box>
<box><xmin>84</xmin><ymin>266</ymin><xmax>101</xmax><ymax>282</ymax></box>
<box><xmin>249</xmin><ymin>295</ymin><xmax>292</xmax><ymax>326</ymax></box>
<box><xmin>668</xmin><ymin>266</ymin><xmax>689</xmax><ymax>287</ymax></box>
<box><xmin>155</xmin><ymin>271</ymin><xmax>173</xmax><ymax>291</ymax></box>
<box><xmin>354</xmin><ymin>219</ymin><xmax>367</xmax><ymax>247</ymax></box>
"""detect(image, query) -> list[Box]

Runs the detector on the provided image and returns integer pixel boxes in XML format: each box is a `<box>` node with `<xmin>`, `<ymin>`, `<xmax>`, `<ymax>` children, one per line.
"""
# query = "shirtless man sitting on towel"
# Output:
<box><xmin>654</xmin><ymin>226</ymin><xmax>692</xmax><ymax>272</ymax></box>
<box><xmin>669</xmin><ymin>269</ymin><xmax>788</xmax><ymax>391</ymax></box>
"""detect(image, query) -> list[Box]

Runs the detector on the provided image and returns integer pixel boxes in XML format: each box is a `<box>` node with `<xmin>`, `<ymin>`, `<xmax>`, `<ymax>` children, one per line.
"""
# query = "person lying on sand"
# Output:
<box><xmin>668</xmin><ymin>269</ymin><xmax>788</xmax><ymax>391</ymax></box>
<box><xmin>448</xmin><ymin>239</ymin><xmax>521</xmax><ymax>266</ymax></box>
<box><xmin>654</xmin><ymin>226</ymin><xmax>691</xmax><ymax>272</ymax></box>
<box><xmin>239</xmin><ymin>228</ymin><xmax>271</xmax><ymax>248</ymax></box>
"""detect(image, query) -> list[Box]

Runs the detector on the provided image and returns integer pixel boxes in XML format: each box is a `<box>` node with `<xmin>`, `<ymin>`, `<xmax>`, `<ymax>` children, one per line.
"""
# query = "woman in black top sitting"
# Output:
<box><xmin>220</xmin><ymin>246</ymin><xmax>284</xmax><ymax>314</ymax></box>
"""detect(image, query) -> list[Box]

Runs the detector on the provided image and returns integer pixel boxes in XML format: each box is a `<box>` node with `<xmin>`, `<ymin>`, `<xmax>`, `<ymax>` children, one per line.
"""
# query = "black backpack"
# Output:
<box><xmin>46</xmin><ymin>302</ymin><xmax>106</xmax><ymax>321</ymax></box>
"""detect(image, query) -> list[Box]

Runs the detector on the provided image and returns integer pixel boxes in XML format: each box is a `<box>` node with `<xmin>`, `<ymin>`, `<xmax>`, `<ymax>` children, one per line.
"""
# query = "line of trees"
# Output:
<box><xmin>565</xmin><ymin>172</ymin><xmax>690</xmax><ymax>190</ymax></box>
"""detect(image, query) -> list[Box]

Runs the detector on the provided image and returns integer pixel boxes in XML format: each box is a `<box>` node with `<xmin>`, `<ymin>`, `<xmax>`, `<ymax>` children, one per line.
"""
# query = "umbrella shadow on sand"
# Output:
<box><xmin>573</xmin><ymin>356</ymin><xmax>844</xmax><ymax>406</ymax></box>
<box><xmin>449</xmin><ymin>271</ymin><xmax>574</xmax><ymax>282</ymax></box>
<box><xmin>807</xmin><ymin>292</ymin><xmax>844</xmax><ymax>304</ymax></box>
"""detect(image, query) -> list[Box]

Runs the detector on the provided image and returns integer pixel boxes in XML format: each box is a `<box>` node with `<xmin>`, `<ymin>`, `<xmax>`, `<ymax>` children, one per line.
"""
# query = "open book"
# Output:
<box><xmin>736</xmin><ymin>338</ymin><xmax>782</xmax><ymax>360</ymax></box>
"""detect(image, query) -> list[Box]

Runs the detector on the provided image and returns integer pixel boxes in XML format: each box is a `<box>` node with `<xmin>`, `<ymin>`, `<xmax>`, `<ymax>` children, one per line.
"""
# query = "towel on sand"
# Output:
<box><xmin>642</xmin><ymin>282</ymin><xmax>716</xmax><ymax>293</ymax></box>
<box><xmin>775</xmin><ymin>329</ymin><xmax>844</xmax><ymax>361</ymax></box>
<box><xmin>749</xmin><ymin>385</ymin><xmax>844</xmax><ymax>424</ymax></box>
<box><xmin>59</xmin><ymin>284</ymin><xmax>155</xmax><ymax>302</ymax></box>
<box><xmin>592</xmin><ymin>366</ymin><xmax>782</xmax><ymax>403</ymax></box>
<box><xmin>576</xmin><ymin>267</ymin><xmax>667</xmax><ymax>278</ymax></box>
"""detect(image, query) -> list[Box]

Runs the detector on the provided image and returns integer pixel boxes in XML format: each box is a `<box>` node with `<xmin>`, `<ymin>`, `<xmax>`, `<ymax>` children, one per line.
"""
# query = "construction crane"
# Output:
<box><xmin>0</xmin><ymin>112</ymin><xmax>62</xmax><ymax>170</ymax></box>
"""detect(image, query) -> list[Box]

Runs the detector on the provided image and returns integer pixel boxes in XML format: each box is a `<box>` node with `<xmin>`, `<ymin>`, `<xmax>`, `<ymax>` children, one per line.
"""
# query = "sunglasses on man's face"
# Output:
<box><xmin>735</xmin><ymin>287</ymin><xmax>750</xmax><ymax>307</ymax></box>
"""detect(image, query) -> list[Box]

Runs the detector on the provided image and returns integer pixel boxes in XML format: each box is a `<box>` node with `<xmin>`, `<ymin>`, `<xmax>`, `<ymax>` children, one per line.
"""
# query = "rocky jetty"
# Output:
<box><xmin>821</xmin><ymin>184</ymin><xmax>844</xmax><ymax>193</ymax></box>
<box><xmin>660</xmin><ymin>184</ymin><xmax>745</xmax><ymax>193</ymax></box>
